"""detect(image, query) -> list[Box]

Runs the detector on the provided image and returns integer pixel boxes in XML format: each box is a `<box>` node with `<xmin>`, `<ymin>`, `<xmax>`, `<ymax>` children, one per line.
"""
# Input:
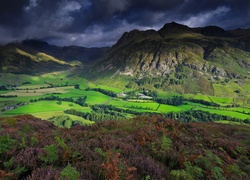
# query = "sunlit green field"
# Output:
<box><xmin>0</xmin><ymin>72</ymin><xmax>250</xmax><ymax>126</ymax></box>
<box><xmin>3</xmin><ymin>101</ymin><xmax>91</xmax><ymax>115</ymax></box>
<box><xmin>193</xmin><ymin>107</ymin><xmax>250</xmax><ymax>120</ymax></box>
<box><xmin>4</xmin><ymin>86</ymin><xmax>73</xmax><ymax>96</ymax></box>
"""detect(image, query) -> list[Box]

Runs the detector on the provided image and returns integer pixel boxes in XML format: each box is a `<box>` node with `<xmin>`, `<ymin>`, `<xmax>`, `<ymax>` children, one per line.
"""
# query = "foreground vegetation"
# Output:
<box><xmin>0</xmin><ymin>115</ymin><xmax>249</xmax><ymax>179</ymax></box>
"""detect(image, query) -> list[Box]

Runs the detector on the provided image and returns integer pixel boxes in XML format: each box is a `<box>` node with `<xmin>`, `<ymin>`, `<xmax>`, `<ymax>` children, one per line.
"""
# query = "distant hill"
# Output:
<box><xmin>22</xmin><ymin>39</ymin><xmax>110</xmax><ymax>63</ymax></box>
<box><xmin>0</xmin><ymin>40</ymin><xmax>109</xmax><ymax>74</ymax></box>
<box><xmin>87</xmin><ymin>22</ymin><xmax>250</xmax><ymax>94</ymax></box>
<box><xmin>0</xmin><ymin>43</ymin><xmax>71</xmax><ymax>74</ymax></box>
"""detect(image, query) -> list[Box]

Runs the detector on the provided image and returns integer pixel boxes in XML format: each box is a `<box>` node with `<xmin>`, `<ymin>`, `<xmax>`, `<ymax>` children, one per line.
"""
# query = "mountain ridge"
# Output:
<box><xmin>0</xmin><ymin>40</ymin><xmax>110</xmax><ymax>74</ymax></box>
<box><xmin>86</xmin><ymin>22</ymin><xmax>250</xmax><ymax>94</ymax></box>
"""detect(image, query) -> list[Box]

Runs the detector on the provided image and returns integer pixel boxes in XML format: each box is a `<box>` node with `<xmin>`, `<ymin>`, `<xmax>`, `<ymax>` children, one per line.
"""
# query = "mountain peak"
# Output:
<box><xmin>115</xmin><ymin>29</ymin><xmax>159</xmax><ymax>46</ymax></box>
<box><xmin>158</xmin><ymin>22</ymin><xmax>191</xmax><ymax>38</ymax></box>
<box><xmin>197</xmin><ymin>25</ymin><xmax>227</xmax><ymax>37</ymax></box>
<box><xmin>162</xmin><ymin>21</ymin><xmax>189</xmax><ymax>29</ymax></box>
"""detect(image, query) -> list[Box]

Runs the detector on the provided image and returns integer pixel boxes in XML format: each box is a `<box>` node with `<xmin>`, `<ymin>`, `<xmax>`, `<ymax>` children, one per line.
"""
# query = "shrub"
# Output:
<box><xmin>60</xmin><ymin>164</ymin><xmax>80</xmax><ymax>180</ymax></box>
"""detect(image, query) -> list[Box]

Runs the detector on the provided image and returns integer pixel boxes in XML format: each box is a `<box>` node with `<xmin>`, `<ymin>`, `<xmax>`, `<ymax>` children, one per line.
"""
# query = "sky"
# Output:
<box><xmin>0</xmin><ymin>0</ymin><xmax>249</xmax><ymax>47</ymax></box>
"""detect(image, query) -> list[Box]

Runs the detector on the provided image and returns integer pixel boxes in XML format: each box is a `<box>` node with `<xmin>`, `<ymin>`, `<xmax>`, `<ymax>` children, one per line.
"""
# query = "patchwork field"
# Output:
<box><xmin>0</xmin><ymin>72</ymin><xmax>250</xmax><ymax>127</ymax></box>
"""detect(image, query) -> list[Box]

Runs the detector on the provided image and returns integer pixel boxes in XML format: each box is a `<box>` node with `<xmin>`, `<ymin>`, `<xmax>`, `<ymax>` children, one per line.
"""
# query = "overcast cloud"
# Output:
<box><xmin>0</xmin><ymin>0</ymin><xmax>249</xmax><ymax>47</ymax></box>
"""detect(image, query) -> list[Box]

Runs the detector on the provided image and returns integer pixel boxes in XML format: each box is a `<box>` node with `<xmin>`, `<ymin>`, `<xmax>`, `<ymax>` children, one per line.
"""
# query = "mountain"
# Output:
<box><xmin>0</xmin><ymin>40</ymin><xmax>109</xmax><ymax>74</ymax></box>
<box><xmin>22</xmin><ymin>39</ymin><xmax>110</xmax><ymax>64</ymax></box>
<box><xmin>87</xmin><ymin>22</ymin><xmax>250</xmax><ymax>94</ymax></box>
<box><xmin>0</xmin><ymin>43</ymin><xmax>71</xmax><ymax>74</ymax></box>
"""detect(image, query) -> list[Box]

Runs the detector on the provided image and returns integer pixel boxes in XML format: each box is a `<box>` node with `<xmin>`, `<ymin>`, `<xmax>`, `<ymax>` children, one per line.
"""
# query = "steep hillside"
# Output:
<box><xmin>0</xmin><ymin>40</ymin><xmax>110</xmax><ymax>75</ymax></box>
<box><xmin>0</xmin><ymin>115</ymin><xmax>249</xmax><ymax>179</ymax></box>
<box><xmin>88</xmin><ymin>22</ymin><xmax>250</xmax><ymax>94</ymax></box>
<box><xmin>0</xmin><ymin>44</ymin><xmax>72</xmax><ymax>74</ymax></box>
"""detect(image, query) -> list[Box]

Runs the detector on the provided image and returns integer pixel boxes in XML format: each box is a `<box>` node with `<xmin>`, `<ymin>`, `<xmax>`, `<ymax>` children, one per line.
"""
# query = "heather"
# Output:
<box><xmin>0</xmin><ymin>115</ymin><xmax>249</xmax><ymax>179</ymax></box>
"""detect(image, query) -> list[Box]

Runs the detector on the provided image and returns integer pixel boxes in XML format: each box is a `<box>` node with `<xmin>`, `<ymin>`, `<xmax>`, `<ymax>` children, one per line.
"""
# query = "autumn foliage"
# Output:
<box><xmin>0</xmin><ymin>114</ymin><xmax>249</xmax><ymax>179</ymax></box>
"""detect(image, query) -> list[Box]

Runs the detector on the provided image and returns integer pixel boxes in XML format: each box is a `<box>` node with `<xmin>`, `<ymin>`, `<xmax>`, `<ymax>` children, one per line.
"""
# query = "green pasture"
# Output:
<box><xmin>0</xmin><ymin>90</ymin><xmax>10</xmax><ymax>95</ymax></box>
<box><xmin>0</xmin><ymin>72</ymin><xmax>89</xmax><ymax>88</ymax></box>
<box><xmin>48</xmin><ymin>89</ymin><xmax>111</xmax><ymax>104</ymax></box>
<box><xmin>193</xmin><ymin>107</ymin><xmax>250</xmax><ymax>120</ymax></box>
<box><xmin>68</xmin><ymin>115</ymin><xmax>95</xmax><ymax>125</ymax></box>
<box><xmin>119</xmin><ymin>107</ymin><xmax>157</xmax><ymax>113</ymax></box>
<box><xmin>128</xmin><ymin>100</ymin><xmax>154</xmax><ymax>102</ymax></box>
<box><xmin>109</xmin><ymin>98</ymin><xmax>195</xmax><ymax>113</ymax></box>
<box><xmin>124</xmin><ymin>101</ymin><xmax>159</xmax><ymax>110</ymax></box>
<box><xmin>208</xmin><ymin>96</ymin><xmax>233</xmax><ymax>104</ymax></box>
<box><xmin>87</xmin><ymin>82</ymin><xmax>123</xmax><ymax>93</ymax></box>
<box><xmin>157</xmin><ymin>103</ymin><xmax>194</xmax><ymax>113</ymax></box>
<box><xmin>1</xmin><ymin>72</ymin><xmax>250</xmax><ymax>123</ymax></box>
<box><xmin>184</xmin><ymin>94</ymin><xmax>212</xmax><ymax>101</ymax></box>
<box><xmin>108</xmin><ymin>99</ymin><xmax>129</xmax><ymax>107</ymax></box>
<box><xmin>18</xmin><ymin>84</ymin><xmax>50</xmax><ymax>89</ymax></box>
<box><xmin>221</xmin><ymin>107</ymin><xmax>250</xmax><ymax>113</ymax></box>
<box><xmin>3</xmin><ymin>86</ymin><xmax>73</xmax><ymax>97</ymax></box>
<box><xmin>3</xmin><ymin>101</ymin><xmax>92</xmax><ymax>115</ymax></box>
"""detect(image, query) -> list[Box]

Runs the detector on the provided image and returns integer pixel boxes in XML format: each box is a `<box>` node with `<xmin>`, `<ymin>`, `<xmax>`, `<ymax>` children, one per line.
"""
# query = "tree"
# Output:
<box><xmin>74</xmin><ymin>84</ymin><xmax>80</xmax><ymax>89</ymax></box>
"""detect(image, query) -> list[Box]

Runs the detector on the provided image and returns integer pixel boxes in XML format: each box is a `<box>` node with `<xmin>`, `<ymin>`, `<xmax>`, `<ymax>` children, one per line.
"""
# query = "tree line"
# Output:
<box><xmin>156</xmin><ymin>96</ymin><xmax>184</xmax><ymax>106</ymax></box>
<box><xmin>64</xmin><ymin>109</ymin><xmax>125</xmax><ymax>122</ymax></box>
<box><xmin>0</xmin><ymin>95</ymin><xmax>18</xmax><ymax>98</ymax></box>
<box><xmin>186</xmin><ymin>98</ymin><xmax>220</xmax><ymax>107</ymax></box>
<box><xmin>30</xmin><ymin>95</ymin><xmax>87</xmax><ymax>107</ymax></box>
<box><xmin>64</xmin><ymin>104</ymin><xmax>250</xmax><ymax>124</ymax></box>
<box><xmin>86</xmin><ymin>87</ymin><xmax>117</xmax><ymax>97</ymax></box>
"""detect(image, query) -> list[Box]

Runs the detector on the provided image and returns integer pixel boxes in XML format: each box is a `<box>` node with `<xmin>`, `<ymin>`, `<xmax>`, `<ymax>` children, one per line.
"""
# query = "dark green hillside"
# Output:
<box><xmin>22</xmin><ymin>39</ymin><xmax>110</xmax><ymax>63</ymax></box>
<box><xmin>0</xmin><ymin>115</ymin><xmax>249</xmax><ymax>179</ymax></box>
<box><xmin>0</xmin><ymin>44</ymin><xmax>71</xmax><ymax>74</ymax></box>
<box><xmin>0</xmin><ymin>40</ymin><xmax>109</xmax><ymax>75</ymax></box>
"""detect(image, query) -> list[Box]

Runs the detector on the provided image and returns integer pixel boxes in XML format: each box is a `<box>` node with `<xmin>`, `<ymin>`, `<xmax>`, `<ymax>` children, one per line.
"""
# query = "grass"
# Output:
<box><xmin>212</xmin><ymin>81</ymin><xmax>244</xmax><ymax>98</ymax></box>
<box><xmin>108</xmin><ymin>99</ymin><xmax>129</xmax><ymax>107</ymax></box>
<box><xmin>228</xmin><ymin>107</ymin><xmax>250</xmax><ymax>113</ymax></box>
<box><xmin>124</xmin><ymin>101</ymin><xmax>159</xmax><ymax>110</ymax></box>
<box><xmin>18</xmin><ymin>84</ymin><xmax>50</xmax><ymax>89</ymax></box>
<box><xmin>1</xmin><ymin>71</ymin><xmax>250</xmax><ymax>124</ymax></box>
<box><xmin>3</xmin><ymin>101</ymin><xmax>92</xmax><ymax>115</ymax></box>
<box><xmin>3</xmin><ymin>86</ymin><xmax>73</xmax><ymax>97</ymax></box>
<box><xmin>208</xmin><ymin>96</ymin><xmax>233</xmax><ymax>104</ymax></box>
<box><xmin>109</xmin><ymin>99</ymin><xmax>195</xmax><ymax>113</ymax></box>
<box><xmin>157</xmin><ymin>103</ymin><xmax>194</xmax><ymax>113</ymax></box>
<box><xmin>67</xmin><ymin>114</ymin><xmax>95</xmax><ymax>125</ymax></box>
<box><xmin>193</xmin><ymin>107</ymin><xmax>250</xmax><ymax>120</ymax></box>
<box><xmin>184</xmin><ymin>94</ymin><xmax>212</xmax><ymax>102</ymax></box>
<box><xmin>87</xmin><ymin>83</ymin><xmax>123</xmax><ymax>93</ymax></box>
<box><xmin>0</xmin><ymin>90</ymin><xmax>10</xmax><ymax>95</ymax></box>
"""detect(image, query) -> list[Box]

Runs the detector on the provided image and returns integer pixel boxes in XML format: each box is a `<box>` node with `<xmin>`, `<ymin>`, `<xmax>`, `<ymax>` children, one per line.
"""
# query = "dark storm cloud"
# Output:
<box><xmin>67</xmin><ymin>0</ymin><xmax>184</xmax><ymax>32</ymax></box>
<box><xmin>0</xmin><ymin>0</ymin><xmax>249</xmax><ymax>47</ymax></box>
<box><xmin>0</xmin><ymin>0</ymin><xmax>29</xmax><ymax>27</ymax></box>
<box><xmin>177</xmin><ymin>0</ymin><xmax>250</xmax><ymax>29</ymax></box>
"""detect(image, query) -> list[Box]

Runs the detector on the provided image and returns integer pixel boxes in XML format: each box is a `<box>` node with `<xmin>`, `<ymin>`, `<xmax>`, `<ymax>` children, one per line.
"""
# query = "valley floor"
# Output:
<box><xmin>0</xmin><ymin>72</ymin><xmax>249</xmax><ymax>127</ymax></box>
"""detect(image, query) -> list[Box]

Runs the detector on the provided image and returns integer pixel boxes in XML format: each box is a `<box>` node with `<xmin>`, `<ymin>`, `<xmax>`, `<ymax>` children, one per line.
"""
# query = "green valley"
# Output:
<box><xmin>0</xmin><ymin>69</ymin><xmax>249</xmax><ymax>127</ymax></box>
